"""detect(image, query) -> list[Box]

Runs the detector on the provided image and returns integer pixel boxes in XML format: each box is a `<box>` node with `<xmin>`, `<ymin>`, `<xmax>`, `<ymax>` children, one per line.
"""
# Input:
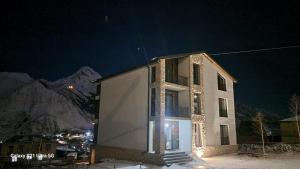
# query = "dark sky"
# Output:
<box><xmin>1</xmin><ymin>0</ymin><xmax>300</xmax><ymax>116</ymax></box>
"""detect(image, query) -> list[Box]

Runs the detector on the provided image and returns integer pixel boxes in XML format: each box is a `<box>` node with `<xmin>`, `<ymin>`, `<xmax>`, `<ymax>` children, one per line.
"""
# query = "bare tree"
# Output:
<box><xmin>289</xmin><ymin>94</ymin><xmax>300</xmax><ymax>140</ymax></box>
<box><xmin>252</xmin><ymin>112</ymin><xmax>266</xmax><ymax>155</ymax></box>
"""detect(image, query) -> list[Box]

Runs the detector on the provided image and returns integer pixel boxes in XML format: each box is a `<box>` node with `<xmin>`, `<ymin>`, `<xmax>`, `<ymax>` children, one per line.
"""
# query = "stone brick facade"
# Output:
<box><xmin>203</xmin><ymin>145</ymin><xmax>238</xmax><ymax>157</ymax></box>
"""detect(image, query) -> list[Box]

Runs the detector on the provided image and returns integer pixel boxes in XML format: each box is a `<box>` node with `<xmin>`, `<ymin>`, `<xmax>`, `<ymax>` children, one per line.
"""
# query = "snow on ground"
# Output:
<box><xmin>196</xmin><ymin>152</ymin><xmax>300</xmax><ymax>169</ymax></box>
<box><xmin>36</xmin><ymin>153</ymin><xmax>300</xmax><ymax>169</ymax></box>
<box><xmin>92</xmin><ymin>153</ymin><xmax>300</xmax><ymax>169</ymax></box>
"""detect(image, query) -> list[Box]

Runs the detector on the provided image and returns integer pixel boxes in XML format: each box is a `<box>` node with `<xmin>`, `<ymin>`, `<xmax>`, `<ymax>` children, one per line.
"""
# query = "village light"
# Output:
<box><xmin>67</xmin><ymin>85</ymin><xmax>74</xmax><ymax>89</ymax></box>
<box><xmin>11</xmin><ymin>154</ymin><xmax>17</xmax><ymax>162</ymax></box>
<box><xmin>26</xmin><ymin>154</ymin><xmax>33</xmax><ymax>160</ymax></box>
<box><xmin>37</xmin><ymin>154</ymin><xmax>43</xmax><ymax>161</ymax></box>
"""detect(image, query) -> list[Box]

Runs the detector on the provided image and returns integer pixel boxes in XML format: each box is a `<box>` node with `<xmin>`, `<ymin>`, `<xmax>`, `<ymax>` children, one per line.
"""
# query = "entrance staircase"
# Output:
<box><xmin>162</xmin><ymin>152</ymin><xmax>193</xmax><ymax>166</ymax></box>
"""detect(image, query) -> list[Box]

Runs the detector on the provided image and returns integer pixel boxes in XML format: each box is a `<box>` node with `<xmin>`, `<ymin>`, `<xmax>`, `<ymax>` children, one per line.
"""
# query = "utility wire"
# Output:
<box><xmin>210</xmin><ymin>45</ymin><xmax>300</xmax><ymax>56</ymax></box>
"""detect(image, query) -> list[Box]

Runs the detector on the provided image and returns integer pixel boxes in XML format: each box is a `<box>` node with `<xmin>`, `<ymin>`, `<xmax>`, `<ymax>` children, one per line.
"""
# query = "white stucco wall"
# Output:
<box><xmin>98</xmin><ymin>67</ymin><xmax>149</xmax><ymax>151</ymax></box>
<box><xmin>202</xmin><ymin>56</ymin><xmax>237</xmax><ymax>146</ymax></box>
<box><xmin>178</xmin><ymin>119</ymin><xmax>192</xmax><ymax>152</ymax></box>
<box><xmin>178</xmin><ymin>57</ymin><xmax>190</xmax><ymax>78</ymax></box>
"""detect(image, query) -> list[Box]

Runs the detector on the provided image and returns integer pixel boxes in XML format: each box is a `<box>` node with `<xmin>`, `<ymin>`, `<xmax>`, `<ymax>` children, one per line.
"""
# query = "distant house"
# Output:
<box><xmin>94</xmin><ymin>52</ymin><xmax>238</xmax><ymax>165</ymax></box>
<box><xmin>280</xmin><ymin>116</ymin><xmax>300</xmax><ymax>142</ymax></box>
<box><xmin>0</xmin><ymin>135</ymin><xmax>56</xmax><ymax>159</ymax></box>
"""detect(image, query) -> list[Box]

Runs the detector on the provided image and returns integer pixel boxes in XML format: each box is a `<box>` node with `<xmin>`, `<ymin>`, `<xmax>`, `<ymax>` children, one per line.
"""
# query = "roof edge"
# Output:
<box><xmin>201</xmin><ymin>53</ymin><xmax>238</xmax><ymax>83</ymax></box>
<box><xmin>100</xmin><ymin>51</ymin><xmax>237</xmax><ymax>83</ymax></box>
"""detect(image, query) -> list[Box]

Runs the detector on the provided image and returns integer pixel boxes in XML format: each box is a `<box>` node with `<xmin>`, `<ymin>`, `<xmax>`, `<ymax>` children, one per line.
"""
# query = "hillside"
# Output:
<box><xmin>0</xmin><ymin>67</ymin><xmax>101</xmax><ymax>142</ymax></box>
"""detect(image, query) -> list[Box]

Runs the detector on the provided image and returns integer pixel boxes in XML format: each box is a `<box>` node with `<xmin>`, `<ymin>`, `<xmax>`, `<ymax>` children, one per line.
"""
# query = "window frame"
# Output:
<box><xmin>150</xmin><ymin>88</ymin><xmax>156</xmax><ymax>116</ymax></box>
<box><xmin>193</xmin><ymin>93</ymin><xmax>201</xmax><ymax>115</ymax></box>
<box><xmin>151</xmin><ymin>66</ymin><xmax>156</xmax><ymax>83</ymax></box>
<box><xmin>194</xmin><ymin>123</ymin><xmax>202</xmax><ymax>147</ymax></box>
<box><xmin>218</xmin><ymin>98</ymin><xmax>228</xmax><ymax>117</ymax></box>
<box><xmin>217</xmin><ymin>73</ymin><xmax>227</xmax><ymax>91</ymax></box>
<box><xmin>193</xmin><ymin>64</ymin><xmax>200</xmax><ymax>85</ymax></box>
<box><xmin>220</xmin><ymin>125</ymin><xmax>230</xmax><ymax>145</ymax></box>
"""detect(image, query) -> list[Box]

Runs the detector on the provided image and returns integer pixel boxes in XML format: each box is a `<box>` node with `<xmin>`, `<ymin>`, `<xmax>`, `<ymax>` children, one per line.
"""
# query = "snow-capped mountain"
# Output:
<box><xmin>50</xmin><ymin>66</ymin><xmax>100</xmax><ymax>97</ymax></box>
<box><xmin>0</xmin><ymin>67</ymin><xmax>101</xmax><ymax>141</ymax></box>
<box><xmin>0</xmin><ymin>72</ymin><xmax>34</xmax><ymax>99</ymax></box>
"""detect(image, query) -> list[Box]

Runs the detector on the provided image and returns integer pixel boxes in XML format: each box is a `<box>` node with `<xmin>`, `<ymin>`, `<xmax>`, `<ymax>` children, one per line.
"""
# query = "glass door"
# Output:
<box><xmin>165</xmin><ymin>121</ymin><xmax>179</xmax><ymax>150</ymax></box>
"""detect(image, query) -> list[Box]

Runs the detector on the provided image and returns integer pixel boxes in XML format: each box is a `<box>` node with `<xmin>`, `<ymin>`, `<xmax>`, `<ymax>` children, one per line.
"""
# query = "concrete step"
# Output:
<box><xmin>162</xmin><ymin>152</ymin><xmax>192</xmax><ymax>166</ymax></box>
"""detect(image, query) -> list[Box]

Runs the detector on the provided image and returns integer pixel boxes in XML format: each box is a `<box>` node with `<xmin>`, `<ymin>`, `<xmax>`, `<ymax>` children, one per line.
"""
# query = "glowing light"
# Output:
<box><xmin>37</xmin><ymin>154</ymin><xmax>43</xmax><ymax>160</ymax></box>
<box><xmin>86</xmin><ymin>131</ymin><xmax>91</xmax><ymax>136</ymax></box>
<box><xmin>11</xmin><ymin>154</ymin><xmax>17</xmax><ymax>162</ymax></box>
<box><xmin>165</xmin><ymin>123</ymin><xmax>169</xmax><ymax>128</ymax></box>
<box><xmin>26</xmin><ymin>154</ymin><xmax>33</xmax><ymax>160</ymax></box>
<box><xmin>195</xmin><ymin>148</ymin><xmax>204</xmax><ymax>158</ymax></box>
<box><xmin>67</xmin><ymin>85</ymin><xmax>74</xmax><ymax>89</ymax></box>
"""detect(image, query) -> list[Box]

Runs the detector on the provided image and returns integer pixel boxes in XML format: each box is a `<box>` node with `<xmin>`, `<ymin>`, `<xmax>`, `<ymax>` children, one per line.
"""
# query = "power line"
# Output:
<box><xmin>210</xmin><ymin>45</ymin><xmax>300</xmax><ymax>56</ymax></box>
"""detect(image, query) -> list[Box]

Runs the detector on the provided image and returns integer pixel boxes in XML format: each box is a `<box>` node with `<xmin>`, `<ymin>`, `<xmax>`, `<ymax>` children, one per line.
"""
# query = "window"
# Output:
<box><xmin>194</xmin><ymin>93</ymin><xmax>201</xmax><ymax>115</ymax></box>
<box><xmin>194</xmin><ymin>124</ymin><xmax>202</xmax><ymax>147</ymax></box>
<box><xmin>165</xmin><ymin>59</ymin><xmax>178</xmax><ymax>83</ymax></box>
<box><xmin>165</xmin><ymin>90</ymin><xmax>179</xmax><ymax>117</ymax></box>
<box><xmin>219</xmin><ymin>98</ymin><xmax>228</xmax><ymax>117</ymax></box>
<box><xmin>220</xmin><ymin>125</ymin><xmax>229</xmax><ymax>145</ymax></box>
<box><xmin>217</xmin><ymin>74</ymin><xmax>226</xmax><ymax>91</ymax></box>
<box><xmin>193</xmin><ymin>64</ymin><xmax>200</xmax><ymax>85</ymax></box>
<box><xmin>151</xmin><ymin>66</ymin><xmax>156</xmax><ymax>83</ymax></box>
<box><xmin>151</xmin><ymin>88</ymin><xmax>156</xmax><ymax>116</ymax></box>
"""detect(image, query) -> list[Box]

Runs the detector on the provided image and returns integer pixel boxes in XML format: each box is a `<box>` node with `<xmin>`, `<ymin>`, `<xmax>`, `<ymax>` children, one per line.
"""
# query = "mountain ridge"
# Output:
<box><xmin>0</xmin><ymin>66</ymin><xmax>101</xmax><ymax>141</ymax></box>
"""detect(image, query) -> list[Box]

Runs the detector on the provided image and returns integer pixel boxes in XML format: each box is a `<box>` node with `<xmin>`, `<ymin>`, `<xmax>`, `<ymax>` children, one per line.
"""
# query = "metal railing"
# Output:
<box><xmin>165</xmin><ymin>106</ymin><xmax>190</xmax><ymax>118</ymax></box>
<box><xmin>165</xmin><ymin>75</ymin><xmax>188</xmax><ymax>86</ymax></box>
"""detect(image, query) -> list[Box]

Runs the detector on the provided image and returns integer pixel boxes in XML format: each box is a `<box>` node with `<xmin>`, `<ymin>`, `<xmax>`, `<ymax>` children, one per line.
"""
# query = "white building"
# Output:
<box><xmin>94</xmin><ymin>52</ymin><xmax>237</xmax><ymax>165</ymax></box>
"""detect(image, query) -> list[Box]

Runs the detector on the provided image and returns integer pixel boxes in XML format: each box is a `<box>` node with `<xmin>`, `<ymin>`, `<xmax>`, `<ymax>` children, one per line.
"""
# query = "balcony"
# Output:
<box><xmin>166</xmin><ymin>75</ymin><xmax>188</xmax><ymax>86</ymax></box>
<box><xmin>165</xmin><ymin>58</ymin><xmax>189</xmax><ymax>87</ymax></box>
<box><xmin>165</xmin><ymin>106</ymin><xmax>189</xmax><ymax>118</ymax></box>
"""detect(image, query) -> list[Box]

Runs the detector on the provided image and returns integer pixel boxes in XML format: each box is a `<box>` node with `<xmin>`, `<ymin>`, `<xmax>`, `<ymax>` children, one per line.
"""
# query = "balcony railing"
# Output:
<box><xmin>165</xmin><ymin>106</ymin><xmax>189</xmax><ymax>118</ymax></box>
<box><xmin>165</xmin><ymin>75</ymin><xmax>188</xmax><ymax>86</ymax></box>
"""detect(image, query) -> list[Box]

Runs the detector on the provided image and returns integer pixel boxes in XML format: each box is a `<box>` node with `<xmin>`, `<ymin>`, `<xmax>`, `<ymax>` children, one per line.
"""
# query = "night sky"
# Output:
<box><xmin>1</xmin><ymin>1</ymin><xmax>300</xmax><ymax>116</ymax></box>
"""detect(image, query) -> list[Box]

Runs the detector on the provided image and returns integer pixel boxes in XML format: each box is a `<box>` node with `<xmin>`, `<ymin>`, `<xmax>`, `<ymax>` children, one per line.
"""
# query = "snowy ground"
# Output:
<box><xmin>92</xmin><ymin>153</ymin><xmax>300</xmax><ymax>169</ymax></box>
<box><xmin>31</xmin><ymin>153</ymin><xmax>300</xmax><ymax>169</ymax></box>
